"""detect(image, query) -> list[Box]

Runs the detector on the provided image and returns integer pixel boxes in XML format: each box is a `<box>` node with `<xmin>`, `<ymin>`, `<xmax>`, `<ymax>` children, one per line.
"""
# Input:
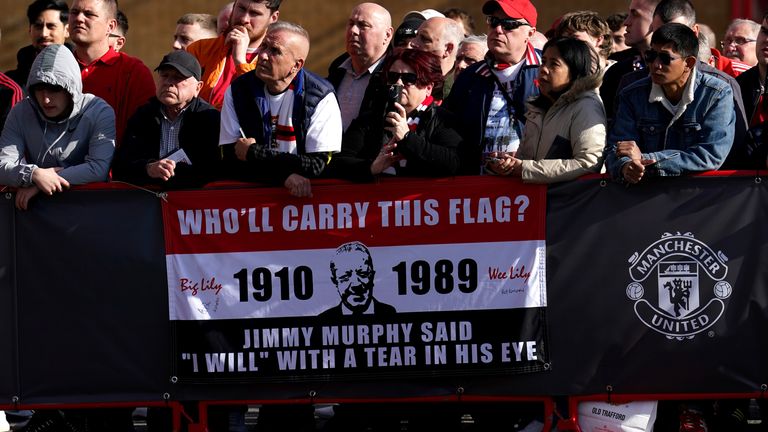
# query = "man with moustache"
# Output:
<box><xmin>187</xmin><ymin>0</ymin><xmax>280</xmax><ymax>109</ymax></box>
<box><xmin>327</xmin><ymin>2</ymin><xmax>393</xmax><ymax>131</ymax></box>
<box><xmin>6</xmin><ymin>0</ymin><xmax>70</xmax><ymax>87</ymax></box>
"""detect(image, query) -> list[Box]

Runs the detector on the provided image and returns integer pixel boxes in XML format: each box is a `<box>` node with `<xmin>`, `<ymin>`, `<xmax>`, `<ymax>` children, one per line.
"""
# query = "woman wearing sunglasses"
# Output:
<box><xmin>327</xmin><ymin>49</ymin><xmax>464</xmax><ymax>181</ymax></box>
<box><xmin>485</xmin><ymin>37</ymin><xmax>605</xmax><ymax>183</ymax></box>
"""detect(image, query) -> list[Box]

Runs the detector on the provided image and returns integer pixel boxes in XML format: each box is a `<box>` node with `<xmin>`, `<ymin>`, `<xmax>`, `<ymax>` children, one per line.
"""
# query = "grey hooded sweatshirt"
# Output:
<box><xmin>0</xmin><ymin>44</ymin><xmax>115</xmax><ymax>187</ymax></box>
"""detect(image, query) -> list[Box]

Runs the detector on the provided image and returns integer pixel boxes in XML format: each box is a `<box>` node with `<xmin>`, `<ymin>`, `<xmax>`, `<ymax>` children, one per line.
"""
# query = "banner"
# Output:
<box><xmin>161</xmin><ymin>177</ymin><xmax>549</xmax><ymax>381</ymax></box>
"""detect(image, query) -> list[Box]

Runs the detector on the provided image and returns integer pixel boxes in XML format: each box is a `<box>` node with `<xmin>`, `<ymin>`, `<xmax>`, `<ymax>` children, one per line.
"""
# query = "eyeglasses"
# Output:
<box><xmin>720</xmin><ymin>37</ymin><xmax>756</xmax><ymax>48</ymax></box>
<box><xmin>485</xmin><ymin>16</ymin><xmax>529</xmax><ymax>32</ymax></box>
<box><xmin>387</xmin><ymin>72</ymin><xmax>419</xmax><ymax>86</ymax></box>
<box><xmin>643</xmin><ymin>49</ymin><xmax>681</xmax><ymax>66</ymax></box>
<box><xmin>108</xmin><ymin>33</ymin><xmax>122</xmax><ymax>38</ymax></box>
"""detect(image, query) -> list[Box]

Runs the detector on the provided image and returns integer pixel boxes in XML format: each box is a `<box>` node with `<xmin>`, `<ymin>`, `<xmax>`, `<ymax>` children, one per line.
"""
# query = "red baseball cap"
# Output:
<box><xmin>482</xmin><ymin>0</ymin><xmax>538</xmax><ymax>27</ymax></box>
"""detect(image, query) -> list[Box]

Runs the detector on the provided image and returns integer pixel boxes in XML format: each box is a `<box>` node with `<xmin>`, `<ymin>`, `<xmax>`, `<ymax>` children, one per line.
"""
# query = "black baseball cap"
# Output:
<box><xmin>155</xmin><ymin>50</ymin><xmax>202</xmax><ymax>81</ymax></box>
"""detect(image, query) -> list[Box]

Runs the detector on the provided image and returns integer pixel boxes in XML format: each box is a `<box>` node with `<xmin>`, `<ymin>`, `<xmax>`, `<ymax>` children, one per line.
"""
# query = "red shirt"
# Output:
<box><xmin>77</xmin><ymin>47</ymin><xmax>155</xmax><ymax>146</ymax></box>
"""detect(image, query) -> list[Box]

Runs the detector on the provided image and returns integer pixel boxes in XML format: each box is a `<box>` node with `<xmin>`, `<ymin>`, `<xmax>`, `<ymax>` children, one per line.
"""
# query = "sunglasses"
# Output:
<box><xmin>485</xmin><ymin>16</ymin><xmax>529</xmax><ymax>32</ymax></box>
<box><xmin>643</xmin><ymin>49</ymin><xmax>681</xmax><ymax>66</ymax></box>
<box><xmin>387</xmin><ymin>72</ymin><xmax>419</xmax><ymax>86</ymax></box>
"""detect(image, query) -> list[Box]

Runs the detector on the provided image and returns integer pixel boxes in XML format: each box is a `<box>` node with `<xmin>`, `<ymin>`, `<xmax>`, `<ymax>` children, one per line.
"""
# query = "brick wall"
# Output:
<box><xmin>0</xmin><ymin>0</ymin><xmax>737</xmax><ymax>80</ymax></box>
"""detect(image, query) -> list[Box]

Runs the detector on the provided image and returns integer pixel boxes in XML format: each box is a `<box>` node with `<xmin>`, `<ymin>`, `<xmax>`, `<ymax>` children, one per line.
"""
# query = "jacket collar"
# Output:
<box><xmin>476</xmin><ymin>42</ymin><xmax>541</xmax><ymax>77</ymax></box>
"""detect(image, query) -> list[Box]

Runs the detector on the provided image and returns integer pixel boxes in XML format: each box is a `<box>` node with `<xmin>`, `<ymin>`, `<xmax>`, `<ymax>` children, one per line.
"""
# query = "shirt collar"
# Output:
<box><xmin>649</xmin><ymin>67</ymin><xmax>697</xmax><ymax>116</ymax></box>
<box><xmin>339</xmin><ymin>55</ymin><xmax>385</xmax><ymax>78</ymax></box>
<box><xmin>76</xmin><ymin>46</ymin><xmax>120</xmax><ymax>68</ymax></box>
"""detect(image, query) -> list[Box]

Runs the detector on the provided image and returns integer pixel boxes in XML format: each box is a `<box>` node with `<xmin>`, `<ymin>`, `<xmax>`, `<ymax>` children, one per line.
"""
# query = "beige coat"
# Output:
<box><xmin>517</xmin><ymin>72</ymin><xmax>606</xmax><ymax>183</ymax></box>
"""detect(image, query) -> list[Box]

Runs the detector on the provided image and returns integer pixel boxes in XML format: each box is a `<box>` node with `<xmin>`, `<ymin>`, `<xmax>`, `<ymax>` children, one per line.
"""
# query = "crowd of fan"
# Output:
<box><xmin>0</xmin><ymin>0</ymin><xmax>765</xmax><ymax>430</ymax></box>
<box><xmin>0</xmin><ymin>0</ymin><xmax>766</xmax><ymax>211</ymax></box>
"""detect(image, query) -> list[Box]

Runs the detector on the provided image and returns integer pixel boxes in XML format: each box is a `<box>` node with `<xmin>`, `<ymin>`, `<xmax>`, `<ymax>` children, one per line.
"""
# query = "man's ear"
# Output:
<box><xmin>444</xmin><ymin>42</ymin><xmax>455</xmax><ymax>59</ymax></box>
<box><xmin>384</xmin><ymin>26</ymin><xmax>394</xmax><ymax>46</ymax></box>
<box><xmin>107</xmin><ymin>18</ymin><xmax>117</xmax><ymax>36</ymax></box>
<box><xmin>684</xmin><ymin>56</ymin><xmax>697</xmax><ymax>69</ymax></box>
<box><xmin>292</xmin><ymin>58</ymin><xmax>305</xmax><ymax>74</ymax></box>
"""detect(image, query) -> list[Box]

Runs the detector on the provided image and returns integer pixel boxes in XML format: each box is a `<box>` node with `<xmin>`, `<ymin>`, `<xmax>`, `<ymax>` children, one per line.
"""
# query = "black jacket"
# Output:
<box><xmin>327</xmin><ymin>52</ymin><xmax>389</xmax><ymax>124</ymax></box>
<box><xmin>326</xmin><ymin>102</ymin><xmax>464</xmax><ymax>182</ymax></box>
<box><xmin>737</xmin><ymin>65</ymin><xmax>761</xmax><ymax>125</ymax></box>
<box><xmin>112</xmin><ymin>96</ymin><xmax>220</xmax><ymax>189</ymax></box>
<box><xmin>736</xmin><ymin>65</ymin><xmax>768</xmax><ymax>169</ymax></box>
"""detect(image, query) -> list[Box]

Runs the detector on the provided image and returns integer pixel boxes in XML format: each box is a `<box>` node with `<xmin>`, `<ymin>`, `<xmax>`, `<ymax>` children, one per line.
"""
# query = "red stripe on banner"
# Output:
<box><xmin>161</xmin><ymin>176</ymin><xmax>546</xmax><ymax>255</ymax></box>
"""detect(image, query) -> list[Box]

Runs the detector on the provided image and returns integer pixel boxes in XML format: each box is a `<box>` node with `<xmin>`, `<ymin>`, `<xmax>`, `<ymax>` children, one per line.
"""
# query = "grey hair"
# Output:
<box><xmin>726</xmin><ymin>19</ymin><xmax>760</xmax><ymax>37</ymax></box>
<box><xmin>441</xmin><ymin>18</ymin><xmax>464</xmax><ymax>47</ymax></box>
<box><xmin>268</xmin><ymin>21</ymin><xmax>309</xmax><ymax>41</ymax></box>
<box><xmin>460</xmin><ymin>34</ymin><xmax>487</xmax><ymax>47</ymax></box>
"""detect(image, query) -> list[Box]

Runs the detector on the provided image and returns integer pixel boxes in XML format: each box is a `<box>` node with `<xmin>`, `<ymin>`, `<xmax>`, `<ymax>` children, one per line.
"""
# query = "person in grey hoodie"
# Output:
<box><xmin>0</xmin><ymin>43</ymin><xmax>115</xmax><ymax>210</ymax></box>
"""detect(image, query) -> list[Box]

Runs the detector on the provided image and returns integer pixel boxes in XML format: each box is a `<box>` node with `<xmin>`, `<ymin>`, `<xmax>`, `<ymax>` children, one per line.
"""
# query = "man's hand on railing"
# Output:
<box><xmin>15</xmin><ymin>186</ymin><xmax>40</xmax><ymax>210</ymax></box>
<box><xmin>31</xmin><ymin>167</ymin><xmax>69</xmax><ymax>195</ymax></box>
<box><xmin>284</xmin><ymin>173</ymin><xmax>312</xmax><ymax>198</ymax></box>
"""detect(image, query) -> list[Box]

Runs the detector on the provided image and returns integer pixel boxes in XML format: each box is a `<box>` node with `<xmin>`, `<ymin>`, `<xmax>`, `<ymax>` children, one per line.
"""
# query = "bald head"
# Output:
<box><xmin>217</xmin><ymin>2</ymin><xmax>234</xmax><ymax>34</ymax></box>
<box><xmin>346</xmin><ymin>2</ymin><xmax>393</xmax><ymax>73</ymax></box>
<box><xmin>411</xmin><ymin>17</ymin><xmax>463</xmax><ymax>75</ymax></box>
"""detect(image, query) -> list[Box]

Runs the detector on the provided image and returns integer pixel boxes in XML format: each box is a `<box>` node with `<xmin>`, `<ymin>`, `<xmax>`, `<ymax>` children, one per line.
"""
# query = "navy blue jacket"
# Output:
<box><xmin>443</xmin><ymin>44</ymin><xmax>541</xmax><ymax>174</ymax></box>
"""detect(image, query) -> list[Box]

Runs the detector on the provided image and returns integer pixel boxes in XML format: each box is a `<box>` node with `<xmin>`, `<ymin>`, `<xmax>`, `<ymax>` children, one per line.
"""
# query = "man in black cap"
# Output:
<box><xmin>392</xmin><ymin>16</ymin><xmax>423</xmax><ymax>53</ymax></box>
<box><xmin>112</xmin><ymin>50</ymin><xmax>221</xmax><ymax>189</ymax></box>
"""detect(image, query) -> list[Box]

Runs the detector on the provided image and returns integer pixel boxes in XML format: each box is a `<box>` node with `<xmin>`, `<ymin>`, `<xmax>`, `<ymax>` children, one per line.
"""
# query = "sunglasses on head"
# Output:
<box><xmin>643</xmin><ymin>49</ymin><xmax>681</xmax><ymax>66</ymax></box>
<box><xmin>485</xmin><ymin>16</ymin><xmax>529</xmax><ymax>32</ymax></box>
<box><xmin>387</xmin><ymin>72</ymin><xmax>419</xmax><ymax>86</ymax></box>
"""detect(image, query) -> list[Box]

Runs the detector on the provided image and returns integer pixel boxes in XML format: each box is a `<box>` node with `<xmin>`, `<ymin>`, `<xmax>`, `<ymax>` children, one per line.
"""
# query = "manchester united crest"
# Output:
<box><xmin>625</xmin><ymin>232</ymin><xmax>732</xmax><ymax>340</ymax></box>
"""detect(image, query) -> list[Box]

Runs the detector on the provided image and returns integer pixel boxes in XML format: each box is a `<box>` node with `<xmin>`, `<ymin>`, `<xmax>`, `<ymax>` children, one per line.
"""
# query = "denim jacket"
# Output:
<box><xmin>605</xmin><ymin>68</ymin><xmax>735</xmax><ymax>179</ymax></box>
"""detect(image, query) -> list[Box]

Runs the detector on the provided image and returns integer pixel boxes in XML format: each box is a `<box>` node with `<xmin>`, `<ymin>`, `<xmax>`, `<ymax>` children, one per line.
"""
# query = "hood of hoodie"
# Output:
<box><xmin>26</xmin><ymin>44</ymin><xmax>90</xmax><ymax>122</ymax></box>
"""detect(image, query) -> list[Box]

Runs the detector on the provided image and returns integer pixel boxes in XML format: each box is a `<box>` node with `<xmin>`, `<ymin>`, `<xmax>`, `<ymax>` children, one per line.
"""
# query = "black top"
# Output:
<box><xmin>112</xmin><ymin>96</ymin><xmax>221</xmax><ymax>189</ymax></box>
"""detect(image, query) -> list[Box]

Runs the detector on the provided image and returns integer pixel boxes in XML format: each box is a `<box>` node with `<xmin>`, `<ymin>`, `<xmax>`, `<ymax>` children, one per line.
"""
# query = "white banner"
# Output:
<box><xmin>167</xmin><ymin>241</ymin><xmax>546</xmax><ymax>320</ymax></box>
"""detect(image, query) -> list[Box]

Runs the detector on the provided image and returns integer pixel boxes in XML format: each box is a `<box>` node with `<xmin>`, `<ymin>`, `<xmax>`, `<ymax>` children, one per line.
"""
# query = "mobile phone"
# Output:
<box><xmin>386</xmin><ymin>84</ymin><xmax>403</xmax><ymax>113</ymax></box>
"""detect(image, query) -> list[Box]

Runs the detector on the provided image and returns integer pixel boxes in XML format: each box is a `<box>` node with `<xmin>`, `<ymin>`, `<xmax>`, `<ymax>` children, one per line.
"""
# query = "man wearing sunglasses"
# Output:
<box><xmin>612</xmin><ymin>0</ymin><xmax>748</xmax><ymax>169</ymax></box>
<box><xmin>605</xmin><ymin>23</ymin><xmax>735</xmax><ymax>184</ymax></box>
<box><xmin>443</xmin><ymin>0</ymin><xmax>540</xmax><ymax>175</ymax></box>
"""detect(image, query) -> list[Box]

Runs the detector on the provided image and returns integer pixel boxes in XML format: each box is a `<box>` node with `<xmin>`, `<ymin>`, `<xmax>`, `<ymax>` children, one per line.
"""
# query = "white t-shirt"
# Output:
<box><xmin>482</xmin><ymin>62</ymin><xmax>524</xmax><ymax>156</ymax></box>
<box><xmin>219</xmin><ymin>83</ymin><xmax>342</xmax><ymax>154</ymax></box>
